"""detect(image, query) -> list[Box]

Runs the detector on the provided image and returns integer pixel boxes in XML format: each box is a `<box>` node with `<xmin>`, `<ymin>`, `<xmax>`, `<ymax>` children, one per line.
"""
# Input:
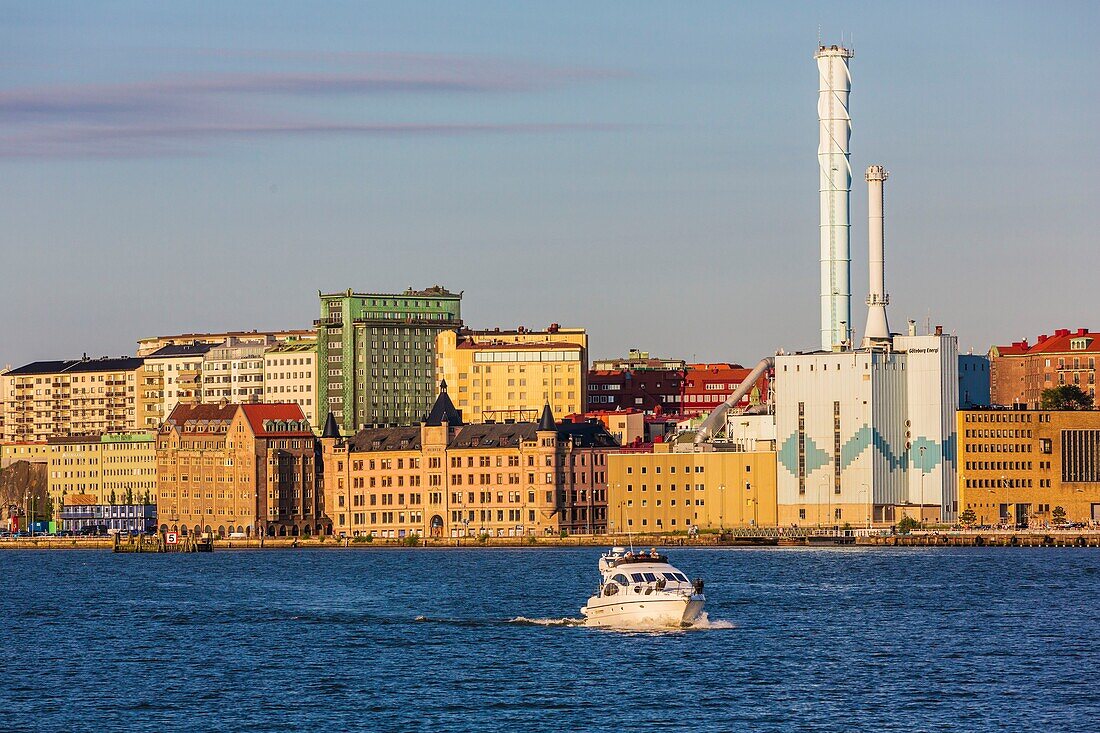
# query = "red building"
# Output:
<box><xmin>682</xmin><ymin>363</ymin><xmax>770</xmax><ymax>415</ymax></box>
<box><xmin>990</xmin><ymin>328</ymin><xmax>1098</xmax><ymax>408</ymax></box>
<box><xmin>586</xmin><ymin>368</ymin><xmax>685</xmax><ymax>414</ymax></box>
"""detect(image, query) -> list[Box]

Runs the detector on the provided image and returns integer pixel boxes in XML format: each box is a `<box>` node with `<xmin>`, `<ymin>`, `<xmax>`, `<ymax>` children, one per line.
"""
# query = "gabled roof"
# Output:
<box><xmin>424</xmin><ymin>381</ymin><xmax>463</xmax><ymax>427</ymax></box>
<box><xmin>164</xmin><ymin>403</ymin><xmax>237</xmax><ymax>435</ymax></box>
<box><xmin>239</xmin><ymin>404</ymin><xmax>313</xmax><ymax>437</ymax></box>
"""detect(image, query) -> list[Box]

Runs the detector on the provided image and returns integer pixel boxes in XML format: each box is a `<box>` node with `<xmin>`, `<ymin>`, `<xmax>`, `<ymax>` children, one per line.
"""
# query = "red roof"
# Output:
<box><xmin>240</xmin><ymin>404</ymin><xmax>313</xmax><ymax>436</ymax></box>
<box><xmin>994</xmin><ymin>328</ymin><xmax>1098</xmax><ymax>356</ymax></box>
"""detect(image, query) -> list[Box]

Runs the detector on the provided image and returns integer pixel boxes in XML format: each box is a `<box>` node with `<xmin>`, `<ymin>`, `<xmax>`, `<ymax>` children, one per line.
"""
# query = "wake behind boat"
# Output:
<box><xmin>581</xmin><ymin>547</ymin><xmax>706</xmax><ymax>628</ymax></box>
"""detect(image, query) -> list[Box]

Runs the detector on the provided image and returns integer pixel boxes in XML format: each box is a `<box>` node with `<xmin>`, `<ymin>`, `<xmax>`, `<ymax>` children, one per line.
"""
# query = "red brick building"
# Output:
<box><xmin>990</xmin><ymin>328</ymin><xmax>1098</xmax><ymax>408</ymax></box>
<box><xmin>682</xmin><ymin>363</ymin><xmax>770</xmax><ymax>415</ymax></box>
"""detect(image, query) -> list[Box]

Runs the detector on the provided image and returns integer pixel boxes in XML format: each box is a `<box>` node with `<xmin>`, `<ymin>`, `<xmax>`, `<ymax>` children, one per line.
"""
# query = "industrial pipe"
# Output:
<box><xmin>693</xmin><ymin>357</ymin><xmax>774</xmax><ymax>446</ymax></box>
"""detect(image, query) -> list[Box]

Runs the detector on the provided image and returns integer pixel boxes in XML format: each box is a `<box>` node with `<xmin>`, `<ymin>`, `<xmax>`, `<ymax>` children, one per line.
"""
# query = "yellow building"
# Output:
<box><xmin>2</xmin><ymin>357</ymin><xmax>147</xmax><ymax>442</ymax></box>
<box><xmin>607</xmin><ymin>444</ymin><xmax>778</xmax><ymax>533</ymax></box>
<box><xmin>958</xmin><ymin>409</ymin><xmax>1100</xmax><ymax>527</ymax></box>
<box><xmin>1</xmin><ymin>441</ymin><xmax>50</xmax><ymax>468</ymax></box>
<box><xmin>436</xmin><ymin>326</ymin><xmax>587</xmax><ymax>423</ymax></box>
<box><xmin>46</xmin><ymin>432</ymin><xmax>157</xmax><ymax>518</ymax></box>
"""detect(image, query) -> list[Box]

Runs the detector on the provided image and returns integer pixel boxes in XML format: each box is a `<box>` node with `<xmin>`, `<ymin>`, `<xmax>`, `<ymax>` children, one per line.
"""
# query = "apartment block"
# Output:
<box><xmin>202</xmin><ymin>337</ymin><xmax>269</xmax><ymax>404</ymax></box>
<box><xmin>1</xmin><ymin>357</ymin><xmax>146</xmax><ymax>442</ymax></box>
<box><xmin>46</xmin><ymin>432</ymin><xmax>157</xmax><ymax>519</ymax></box>
<box><xmin>436</xmin><ymin>325</ymin><xmax>587</xmax><ymax>423</ymax></box>
<box><xmin>317</xmin><ymin>286</ymin><xmax>462</xmax><ymax>434</ymax></box>
<box><xmin>140</xmin><ymin>343</ymin><xmax>212</xmax><ymax>429</ymax></box>
<box><xmin>263</xmin><ymin>341</ymin><xmax>318</xmax><ymax>429</ymax></box>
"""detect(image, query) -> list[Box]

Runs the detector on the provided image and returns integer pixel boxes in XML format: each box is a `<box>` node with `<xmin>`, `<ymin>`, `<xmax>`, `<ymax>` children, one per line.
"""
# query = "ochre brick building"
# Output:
<box><xmin>322</xmin><ymin>385</ymin><xmax>616</xmax><ymax>539</ymax></box>
<box><xmin>958</xmin><ymin>409</ymin><xmax>1100</xmax><ymax>527</ymax></box>
<box><xmin>156</xmin><ymin>402</ymin><xmax>322</xmax><ymax>538</ymax></box>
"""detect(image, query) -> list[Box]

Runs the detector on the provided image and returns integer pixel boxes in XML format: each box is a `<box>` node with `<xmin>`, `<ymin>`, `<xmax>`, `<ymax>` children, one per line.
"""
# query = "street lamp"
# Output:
<box><xmin>717</xmin><ymin>484</ymin><xmax>725</xmax><ymax>531</ymax></box>
<box><xmin>918</xmin><ymin>445</ymin><xmax>927</xmax><ymax>526</ymax></box>
<box><xmin>746</xmin><ymin>481</ymin><xmax>758</xmax><ymax>527</ymax></box>
<box><xmin>818</xmin><ymin>481</ymin><xmax>829</xmax><ymax>529</ymax></box>
<box><xmin>859</xmin><ymin>483</ymin><xmax>871</xmax><ymax>529</ymax></box>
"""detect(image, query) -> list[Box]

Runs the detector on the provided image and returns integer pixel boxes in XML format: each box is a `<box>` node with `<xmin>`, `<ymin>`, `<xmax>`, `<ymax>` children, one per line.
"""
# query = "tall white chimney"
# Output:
<box><xmin>816</xmin><ymin>44</ymin><xmax>854</xmax><ymax>352</ymax></box>
<box><xmin>862</xmin><ymin>165</ymin><xmax>891</xmax><ymax>347</ymax></box>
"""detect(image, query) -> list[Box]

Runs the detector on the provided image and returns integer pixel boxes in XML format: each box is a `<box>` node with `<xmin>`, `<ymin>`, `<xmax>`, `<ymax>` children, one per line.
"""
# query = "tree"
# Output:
<box><xmin>1052</xmin><ymin>505</ymin><xmax>1068</xmax><ymax>525</ymax></box>
<box><xmin>897</xmin><ymin>515</ymin><xmax>921</xmax><ymax>534</ymax></box>
<box><xmin>1040</xmin><ymin>385</ymin><xmax>1094</xmax><ymax>410</ymax></box>
<box><xmin>959</xmin><ymin>508</ymin><xmax>977</xmax><ymax>527</ymax></box>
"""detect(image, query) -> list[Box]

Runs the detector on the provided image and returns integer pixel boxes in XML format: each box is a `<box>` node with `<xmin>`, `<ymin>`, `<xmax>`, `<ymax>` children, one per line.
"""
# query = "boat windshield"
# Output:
<box><xmin>663</xmin><ymin>572</ymin><xmax>689</xmax><ymax>582</ymax></box>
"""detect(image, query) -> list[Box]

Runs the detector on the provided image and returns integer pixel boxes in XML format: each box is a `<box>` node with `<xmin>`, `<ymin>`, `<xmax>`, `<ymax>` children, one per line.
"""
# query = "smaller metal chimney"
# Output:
<box><xmin>862</xmin><ymin>165</ymin><xmax>891</xmax><ymax>348</ymax></box>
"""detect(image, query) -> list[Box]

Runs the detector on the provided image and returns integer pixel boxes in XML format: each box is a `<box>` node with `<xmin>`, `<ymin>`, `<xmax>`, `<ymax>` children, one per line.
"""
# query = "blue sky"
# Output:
<box><xmin>1</xmin><ymin>1</ymin><xmax>1097</xmax><ymax>367</ymax></box>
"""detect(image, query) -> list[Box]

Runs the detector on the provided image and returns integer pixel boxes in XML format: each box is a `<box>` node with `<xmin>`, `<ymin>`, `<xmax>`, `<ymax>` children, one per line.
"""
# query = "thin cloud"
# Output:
<box><xmin>0</xmin><ymin>121</ymin><xmax>624</xmax><ymax>159</ymax></box>
<box><xmin>0</xmin><ymin>52</ymin><xmax>626</xmax><ymax>158</ymax></box>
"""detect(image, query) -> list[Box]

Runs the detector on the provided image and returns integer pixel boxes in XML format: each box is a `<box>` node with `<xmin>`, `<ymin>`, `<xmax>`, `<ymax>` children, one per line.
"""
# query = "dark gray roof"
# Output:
<box><xmin>555</xmin><ymin>419</ymin><xmax>620</xmax><ymax>448</ymax></box>
<box><xmin>538</xmin><ymin>403</ymin><xmax>556</xmax><ymax>431</ymax></box>
<box><xmin>321</xmin><ymin>412</ymin><xmax>341</xmax><ymax>439</ymax></box>
<box><xmin>347</xmin><ymin>427</ymin><xmax>422</xmax><ymax>452</ymax></box>
<box><xmin>424</xmin><ymin>381</ymin><xmax>463</xmax><ymax>427</ymax></box>
<box><xmin>449</xmin><ymin>423</ymin><xmax>538</xmax><ymax>449</ymax></box>
<box><xmin>7</xmin><ymin>357</ymin><xmax>145</xmax><ymax>376</ymax></box>
<box><xmin>146</xmin><ymin>343</ymin><xmax>214</xmax><ymax>358</ymax></box>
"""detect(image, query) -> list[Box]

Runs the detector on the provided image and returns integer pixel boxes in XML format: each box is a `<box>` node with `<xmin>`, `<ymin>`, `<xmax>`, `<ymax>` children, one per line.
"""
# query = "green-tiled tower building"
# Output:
<box><xmin>316</xmin><ymin>286</ymin><xmax>462</xmax><ymax>434</ymax></box>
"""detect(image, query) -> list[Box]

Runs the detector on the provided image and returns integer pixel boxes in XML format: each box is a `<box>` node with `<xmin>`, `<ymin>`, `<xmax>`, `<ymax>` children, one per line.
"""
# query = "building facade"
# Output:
<box><xmin>140</xmin><ymin>343</ymin><xmax>212</xmax><ymax>429</ymax></box>
<box><xmin>436</xmin><ymin>325</ymin><xmax>587</xmax><ymax>422</ymax></box>
<box><xmin>202</xmin><ymin>338</ymin><xmax>269</xmax><ymax>404</ymax></box>
<box><xmin>46</xmin><ymin>432</ymin><xmax>157</xmax><ymax>511</ymax></box>
<box><xmin>958</xmin><ymin>409</ymin><xmax>1100</xmax><ymax>527</ymax></box>
<box><xmin>587</xmin><ymin>368</ymin><xmax>684</xmax><ymax>414</ymax></box>
<box><xmin>60</xmin><ymin>495</ymin><xmax>156</xmax><ymax>535</ymax></box>
<box><xmin>264</xmin><ymin>341</ymin><xmax>319</xmax><ymax>429</ymax></box>
<box><xmin>136</xmin><ymin>330</ymin><xmax>315</xmax><ymax>357</ymax></box>
<box><xmin>316</xmin><ymin>286</ymin><xmax>462</xmax><ymax>434</ymax></box>
<box><xmin>607</xmin><ymin>445</ymin><xmax>778</xmax><ymax>533</ymax></box>
<box><xmin>156</xmin><ymin>403</ymin><xmax>322</xmax><ymax>537</ymax></box>
<box><xmin>1</xmin><ymin>357</ymin><xmax>146</xmax><ymax>442</ymax></box>
<box><xmin>989</xmin><ymin>328</ymin><xmax>1098</xmax><ymax>409</ymax></box>
<box><xmin>1</xmin><ymin>442</ymin><xmax>50</xmax><ymax>468</ymax></box>
<box><xmin>592</xmin><ymin>350</ymin><xmax>686</xmax><ymax>372</ymax></box>
<box><xmin>959</xmin><ymin>354</ymin><xmax>991</xmax><ymax>409</ymax></box>
<box><xmin>321</xmin><ymin>388</ymin><xmax>615</xmax><ymax>538</ymax></box>
<box><xmin>774</xmin><ymin>331</ymin><xmax>959</xmax><ymax>527</ymax></box>
<box><xmin>682</xmin><ymin>363</ymin><xmax>770</xmax><ymax>416</ymax></box>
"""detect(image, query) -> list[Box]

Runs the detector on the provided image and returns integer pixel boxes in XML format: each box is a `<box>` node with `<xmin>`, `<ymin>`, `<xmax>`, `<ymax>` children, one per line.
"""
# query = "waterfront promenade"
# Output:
<box><xmin>4</xmin><ymin>528</ymin><xmax>1100</xmax><ymax>551</ymax></box>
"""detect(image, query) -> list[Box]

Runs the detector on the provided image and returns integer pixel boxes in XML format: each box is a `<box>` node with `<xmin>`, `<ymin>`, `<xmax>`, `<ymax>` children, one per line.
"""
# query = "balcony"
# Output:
<box><xmin>314</xmin><ymin>316</ymin><xmax>343</xmax><ymax>327</ymax></box>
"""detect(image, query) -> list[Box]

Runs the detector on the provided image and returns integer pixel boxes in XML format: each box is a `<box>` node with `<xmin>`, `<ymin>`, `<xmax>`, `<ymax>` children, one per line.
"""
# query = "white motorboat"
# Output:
<box><xmin>580</xmin><ymin>546</ymin><xmax>706</xmax><ymax>628</ymax></box>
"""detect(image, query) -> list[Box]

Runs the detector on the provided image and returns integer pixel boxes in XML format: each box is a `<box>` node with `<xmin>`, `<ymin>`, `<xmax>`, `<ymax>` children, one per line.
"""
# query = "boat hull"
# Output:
<box><xmin>581</xmin><ymin>594</ymin><xmax>705</xmax><ymax>628</ymax></box>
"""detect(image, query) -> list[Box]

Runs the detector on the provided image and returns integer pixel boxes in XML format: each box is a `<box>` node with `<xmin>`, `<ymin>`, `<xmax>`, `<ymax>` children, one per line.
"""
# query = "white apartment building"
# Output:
<box><xmin>263</xmin><ymin>341</ymin><xmax>319</xmax><ymax>429</ymax></box>
<box><xmin>203</xmin><ymin>337</ymin><xmax>269</xmax><ymax>404</ymax></box>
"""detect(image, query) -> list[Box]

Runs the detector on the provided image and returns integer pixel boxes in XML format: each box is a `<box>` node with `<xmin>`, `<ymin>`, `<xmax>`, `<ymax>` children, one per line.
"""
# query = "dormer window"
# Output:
<box><xmin>1070</xmin><ymin>338</ymin><xmax>1092</xmax><ymax>351</ymax></box>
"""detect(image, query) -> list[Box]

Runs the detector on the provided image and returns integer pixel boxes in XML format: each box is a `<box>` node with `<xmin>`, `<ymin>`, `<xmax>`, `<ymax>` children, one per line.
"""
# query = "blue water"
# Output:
<box><xmin>3</xmin><ymin>547</ymin><xmax>1099</xmax><ymax>732</ymax></box>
